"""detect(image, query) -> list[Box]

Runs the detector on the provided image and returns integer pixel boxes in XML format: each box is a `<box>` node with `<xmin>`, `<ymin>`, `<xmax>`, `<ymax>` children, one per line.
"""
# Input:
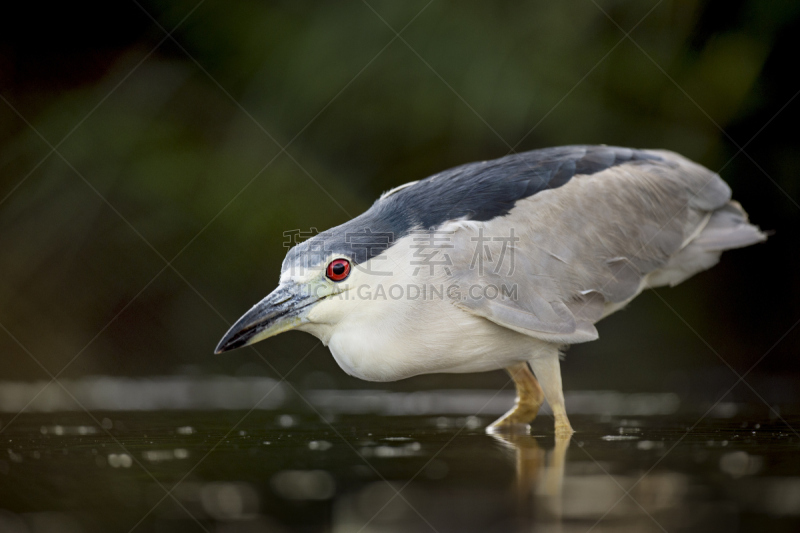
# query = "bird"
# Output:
<box><xmin>215</xmin><ymin>145</ymin><xmax>766</xmax><ymax>435</ymax></box>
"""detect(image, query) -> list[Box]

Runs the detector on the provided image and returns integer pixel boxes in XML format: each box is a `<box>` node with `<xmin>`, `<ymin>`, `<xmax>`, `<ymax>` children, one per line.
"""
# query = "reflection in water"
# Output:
<box><xmin>486</xmin><ymin>418</ymin><xmax>800</xmax><ymax>532</ymax></box>
<box><xmin>0</xmin><ymin>408</ymin><xmax>799</xmax><ymax>532</ymax></box>
<box><xmin>491</xmin><ymin>431</ymin><xmax>571</xmax><ymax>529</ymax></box>
<box><xmin>491</xmin><ymin>429</ymin><xmax>692</xmax><ymax>531</ymax></box>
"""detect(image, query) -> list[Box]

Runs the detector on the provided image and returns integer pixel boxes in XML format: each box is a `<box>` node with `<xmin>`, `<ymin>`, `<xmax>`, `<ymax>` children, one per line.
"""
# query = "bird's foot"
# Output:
<box><xmin>486</xmin><ymin>399</ymin><xmax>542</xmax><ymax>435</ymax></box>
<box><xmin>486</xmin><ymin>420</ymin><xmax>531</xmax><ymax>435</ymax></box>
<box><xmin>487</xmin><ymin>362</ymin><xmax>544</xmax><ymax>435</ymax></box>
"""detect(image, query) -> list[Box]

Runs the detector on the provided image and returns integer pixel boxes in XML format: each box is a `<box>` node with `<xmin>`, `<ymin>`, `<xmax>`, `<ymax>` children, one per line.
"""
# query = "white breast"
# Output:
<box><xmin>327</xmin><ymin>298</ymin><xmax>541</xmax><ymax>381</ymax></box>
<box><xmin>301</xmin><ymin>233</ymin><xmax>547</xmax><ymax>382</ymax></box>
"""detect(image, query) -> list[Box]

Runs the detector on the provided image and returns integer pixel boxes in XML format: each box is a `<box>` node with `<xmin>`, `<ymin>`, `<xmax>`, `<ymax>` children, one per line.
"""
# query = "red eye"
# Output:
<box><xmin>326</xmin><ymin>258</ymin><xmax>351</xmax><ymax>281</ymax></box>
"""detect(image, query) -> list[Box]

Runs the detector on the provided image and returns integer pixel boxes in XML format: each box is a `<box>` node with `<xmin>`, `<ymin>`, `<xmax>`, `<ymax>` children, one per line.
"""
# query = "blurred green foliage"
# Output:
<box><xmin>0</xmin><ymin>1</ymin><xmax>798</xmax><ymax>395</ymax></box>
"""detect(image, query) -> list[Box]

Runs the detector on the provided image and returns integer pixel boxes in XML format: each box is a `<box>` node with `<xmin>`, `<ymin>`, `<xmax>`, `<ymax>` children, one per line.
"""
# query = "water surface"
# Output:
<box><xmin>1</xmin><ymin>409</ymin><xmax>798</xmax><ymax>532</ymax></box>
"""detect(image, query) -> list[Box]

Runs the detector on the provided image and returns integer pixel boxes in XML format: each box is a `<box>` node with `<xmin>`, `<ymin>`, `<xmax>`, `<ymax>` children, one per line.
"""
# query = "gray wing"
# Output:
<box><xmin>447</xmin><ymin>150</ymin><xmax>740</xmax><ymax>344</ymax></box>
<box><xmin>292</xmin><ymin>145</ymin><xmax>667</xmax><ymax>269</ymax></box>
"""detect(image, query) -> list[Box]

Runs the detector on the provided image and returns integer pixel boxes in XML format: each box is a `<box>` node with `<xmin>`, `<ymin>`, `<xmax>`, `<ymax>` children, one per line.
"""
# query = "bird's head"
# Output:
<box><xmin>214</xmin><ymin>222</ymin><xmax>394</xmax><ymax>353</ymax></box>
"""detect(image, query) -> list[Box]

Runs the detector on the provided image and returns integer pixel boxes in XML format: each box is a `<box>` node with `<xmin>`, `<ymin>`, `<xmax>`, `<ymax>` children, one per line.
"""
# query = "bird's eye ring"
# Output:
<box><xmin>326</xmin><ymin>258</ymin><xmax>351</xmax><ymax>282</ymax></box>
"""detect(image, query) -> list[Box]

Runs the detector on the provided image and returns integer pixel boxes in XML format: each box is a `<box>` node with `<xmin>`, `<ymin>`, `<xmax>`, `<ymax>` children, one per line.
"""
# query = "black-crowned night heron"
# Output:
<box><xmin>216</xmin><ymin>145</ymin><xmax>766</xmax><ymax>435</ymax></box>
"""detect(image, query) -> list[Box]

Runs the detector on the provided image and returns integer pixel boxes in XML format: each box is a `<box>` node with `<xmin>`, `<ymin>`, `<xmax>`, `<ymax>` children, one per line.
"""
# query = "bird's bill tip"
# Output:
<box><xmin>213</xmin><ymin>282</ymin><xmax>314</xmax><ymax>354</ymax></box>
<box><xmin>214</xmin><ymin>321</ymin><xmax>257</xmax><ymax>354</ymax></box>
<box><xmin>215</xmin><ymin>314</ymin><xmax>305</xmax><ymax>354</ymax></box>
<box><xmin>214</xmin><ymin>336</ymin><xmax>245</xmax><ymax>354</ymax></box>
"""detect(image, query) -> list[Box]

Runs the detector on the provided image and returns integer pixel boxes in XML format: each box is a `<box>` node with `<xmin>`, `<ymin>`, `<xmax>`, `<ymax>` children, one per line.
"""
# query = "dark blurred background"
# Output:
<box><xmin>1</xmin><ymin>0</ymin><xmax>798</xmax><ymax>402</ymax></box>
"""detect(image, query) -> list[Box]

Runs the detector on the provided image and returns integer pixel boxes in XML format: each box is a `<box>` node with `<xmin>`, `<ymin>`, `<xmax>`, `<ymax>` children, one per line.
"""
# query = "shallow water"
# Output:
<box><xmin>1</xmin><ymin>409</ymin><xmax>799</xmax><ymax>533</ymax></box>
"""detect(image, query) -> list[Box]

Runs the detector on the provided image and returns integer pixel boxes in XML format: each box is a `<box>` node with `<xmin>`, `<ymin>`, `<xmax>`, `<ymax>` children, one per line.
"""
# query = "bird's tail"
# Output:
<box><xmin>646</xmin><ymin>200</ymin><xmax>767</xmax><ymax>289</ymax></box>
<box><xmin>690</xmin><ymin>201</ymin><xmax>767</xmax><ymax>251</ymax></box>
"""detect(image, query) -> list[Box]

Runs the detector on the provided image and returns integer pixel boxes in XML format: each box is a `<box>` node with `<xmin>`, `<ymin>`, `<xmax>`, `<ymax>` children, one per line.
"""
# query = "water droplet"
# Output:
<box><xmin>108</xmin><ymin>453</ymin><xmax>132</xmax><ymax>468</ymax></box>
<box><xmin>174</xmin><ymin>448</ymin><xmax>189</xmax><ymax>459</ymax></box>
<box><xmin>465</xmin><ymin>416</ymin><xmax>482</xmax><ymax>430</ymax></box>
<box><xmin>308</xmin><ymin>440</ymin><xmax>332</xmax><ymax>451</ymax></box>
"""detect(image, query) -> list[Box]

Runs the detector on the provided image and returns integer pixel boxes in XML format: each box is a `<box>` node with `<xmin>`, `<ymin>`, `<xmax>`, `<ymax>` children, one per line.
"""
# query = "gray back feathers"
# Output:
<box><xmin>448</xmin><ymin>150</ymin><xmax>765</xmax><ymax>343</ymax></box>
<box><xmin>284</xmin><ymin>145</ymin><xmax>666</xmax><ymax>271</ymax></box>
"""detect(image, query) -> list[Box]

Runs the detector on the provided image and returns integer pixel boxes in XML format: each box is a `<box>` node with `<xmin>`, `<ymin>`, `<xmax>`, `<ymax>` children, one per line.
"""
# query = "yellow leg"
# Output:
<box><xmin>530</xmin><ymin>354</ymin><xmax>574</xmax><ymax>436</ymax></box>
<box><xmin>486</xmin><ymin>362</ymin><xmax>545</xmax><ymax>434</ymax></box>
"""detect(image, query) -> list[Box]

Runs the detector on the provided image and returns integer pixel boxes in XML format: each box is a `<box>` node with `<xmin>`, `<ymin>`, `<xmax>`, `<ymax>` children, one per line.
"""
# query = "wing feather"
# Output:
<box><xmin>446</xmin><ymin>150</ymin><xmax>743</xmax><ymax>344</ymax></box>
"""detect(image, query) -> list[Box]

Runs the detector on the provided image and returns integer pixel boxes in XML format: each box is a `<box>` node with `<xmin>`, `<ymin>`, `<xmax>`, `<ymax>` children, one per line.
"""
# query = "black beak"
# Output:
<box><xmin>215</xmin><ymin>281</ymin><xmax>317</xmax><ymax>353</ymax></box>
